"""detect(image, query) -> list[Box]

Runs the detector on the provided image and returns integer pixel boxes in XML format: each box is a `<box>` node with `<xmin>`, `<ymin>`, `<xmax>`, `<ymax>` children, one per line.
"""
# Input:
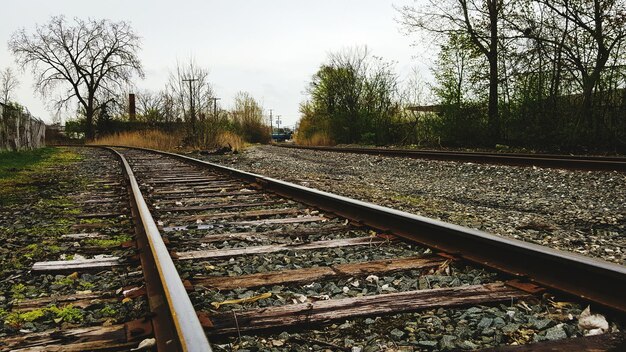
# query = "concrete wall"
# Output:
<box><xmin>0</xmin><ymin>103</ymin><xmax>46</xmax><ymax>151</ymax></box>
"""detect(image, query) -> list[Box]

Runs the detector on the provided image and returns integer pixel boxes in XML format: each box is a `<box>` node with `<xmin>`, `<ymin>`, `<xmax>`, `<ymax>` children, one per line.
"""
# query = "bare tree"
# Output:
<box><xmin>397</xmin><ymin>67</ymin><xmax>432</xmax><ymax>145</ymax></box>
<box><xmin>402</xmin><ymin>67</ymin><xmax>431</xmax><ymax>107</ymax></box>
<box><xmin>136</xmin><ymin>89</ymin><xmax>164</xmax><ymax>122</ymax></box>
<box><xmin>9</xmin><ymin>16</ymin><xmax>144</xmax><ymax>139</ymax></box>
<box><xmin>166</xmin><ymin>58</ymin><xmax>214</xmax><ymax>123</ymax></box>
<box><xmin>160</xmin><ymin>90</ymin><xmax>177</xmax><ymax>123</ymax></box>
<box><xmin>0</xmin><ymin>67</ymin><xmax>20</xmax><ymax>104</ymax></box>
<box><xmin>398</xmin><ymin>0</ymin><xmax>506</xmax><ymax>143</ymax></box>
<box><xmin>514</xmin><ymin>0</ymin><xmax>626</xmax><ymax>137</ymax></box>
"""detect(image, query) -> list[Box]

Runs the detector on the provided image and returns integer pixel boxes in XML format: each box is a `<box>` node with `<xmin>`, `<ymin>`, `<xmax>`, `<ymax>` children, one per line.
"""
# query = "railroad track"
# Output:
<box><xmin>6</xmin><ymin>146</ymin><xmax>626</xmax><ymax>351</ymax></box>
<box><xmin>273</xmin><ymin>144</ymin><xmax>626</xmax><ymax>172</ymax></box>
<box><xmin>1</xmin><ymin>148</ymin><xmax>153</xmax><ymax>351</ymax></box>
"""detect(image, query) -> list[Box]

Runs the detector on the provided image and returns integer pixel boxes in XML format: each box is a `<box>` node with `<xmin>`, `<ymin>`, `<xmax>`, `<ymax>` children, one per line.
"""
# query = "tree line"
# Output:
<box><xmin>298</xmin><ymin>0</ymin><xmax>626</xmax><ymax>152</ymax></box>
<box><xmin>6</xmin><ymin>7</ymin><xmax>626</xmax><ymax>152</ymax></box>
<box><xmin>8</xmin><ymin>16</ymin><xmax>269</xmax><ymax>147</ymax></box>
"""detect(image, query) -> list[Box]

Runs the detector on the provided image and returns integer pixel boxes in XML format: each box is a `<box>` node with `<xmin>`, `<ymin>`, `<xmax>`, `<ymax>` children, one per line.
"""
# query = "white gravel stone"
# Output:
<box><xmin>199</xmin><ymin>145</ymin><xmax>626</xmax><ymax>265</ymax></box>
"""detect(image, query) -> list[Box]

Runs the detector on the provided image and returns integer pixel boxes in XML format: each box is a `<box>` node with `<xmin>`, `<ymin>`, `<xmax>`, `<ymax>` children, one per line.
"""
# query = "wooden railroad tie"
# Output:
<box><xmin>202</xmin><ymin>283</ymin><xmax>529</xmax><ymax>336</ymax></box>
<box><xmin>176</xmin><ymin>235</ymin><xmax>393</xmax><ymax>260</ymax></box>
<box><xmin>193</xmin><ymin>256</ymin><xmax>447</xmax><ymax>290</ymax></box>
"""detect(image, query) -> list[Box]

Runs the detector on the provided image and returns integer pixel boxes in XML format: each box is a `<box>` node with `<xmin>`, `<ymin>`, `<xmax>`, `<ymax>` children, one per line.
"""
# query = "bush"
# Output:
<box><xmin>230</xmin><ymin>92</ymin><xmax>271</xmax><ymax>144</ymax></box>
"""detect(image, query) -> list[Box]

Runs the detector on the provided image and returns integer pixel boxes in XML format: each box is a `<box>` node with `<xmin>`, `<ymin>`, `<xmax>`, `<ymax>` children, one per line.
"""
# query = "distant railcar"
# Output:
<box><xmin>272</xmin><ymin>131</ymin><xmax>293</xmax><ymax>142</ymax></box>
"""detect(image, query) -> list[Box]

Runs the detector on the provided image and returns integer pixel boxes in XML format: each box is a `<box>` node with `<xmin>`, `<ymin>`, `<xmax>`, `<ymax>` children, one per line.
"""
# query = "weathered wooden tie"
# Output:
<box><xmin>14</xmin><ymin>291</ymin><xmax>116</xmax><ymax>311</ymax></box>
<box><xmin>174</xmin><ymin>207</ymin><xmax>302</xmax><ymax>222</ymax></box>
<box><xmin>157</xmin><ymin>201</ymin><xmax>277</xmax><ymax>213</ymax></box>
<box><xmin>232</xmin><ymin>215</ymin><xmax>326</xmax><ymax>226</ymax></box>
<box><xmin>176</xmin><ymin>235</ymin><xmax>391</xmax><ymax>260</ymax></box>
<box><xmin>151</xmin><ymin>186</ymin><xmax>249</xmax><ymax>195</ymax></box>
<box><xmin>1</xmin><ymin>324</ymin><xmax>146</xmax><ymax>351</ymax></box>
<box><xmin>75</xmin><ymin>212</ymin><xmax>125</xmax><ymax>219</ymax></box>
<box><xmin>187</xmin><ymin>223</ymin><xmax>359</xmax><ymax>243</ymax></box>
<box><xmin>193</xmin><ymin>256</ymin><xmax>447</xmax><ymax>290</ymax></box>
<box><xmin>32</xmin><ymin>256</ymin><xmax>122</xmax><ymax>272</ymax></box>
<box><xmin>204</xmin><ymin>283</ymin><xmax>529</xmax><ymax>336</ymax></box>
<box><xmin>60</xmin><ymin>232</ymin><xmax>107</xmax><ymax>239</ymax></box>
<box><xmin>154</xmin><ymin>190</ymin><xmax>262</xmax><ymax>202</ymax></box>
<box><xmin>146</xmin><ymin>177</ymin><xmax>229</xmax><ymax>184</ymax></box>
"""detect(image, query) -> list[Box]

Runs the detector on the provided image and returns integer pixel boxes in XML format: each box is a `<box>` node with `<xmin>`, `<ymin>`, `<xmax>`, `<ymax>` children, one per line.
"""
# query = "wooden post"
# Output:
<box><xmin>129</xmin><ymin>93</ymin><xmax>136</xmax><ymax>121</ymax></box>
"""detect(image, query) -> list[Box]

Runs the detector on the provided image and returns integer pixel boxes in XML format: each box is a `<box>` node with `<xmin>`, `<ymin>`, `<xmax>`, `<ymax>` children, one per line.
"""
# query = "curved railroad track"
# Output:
<box><xmin>6</xmin><ymin>146</ymin><xmax>626</xmax><ymax>351</ymax></box>
<box><xmin>273</xmin><ymin>144</ymin><xmax>626</xmax><ymax>172</ymax></box>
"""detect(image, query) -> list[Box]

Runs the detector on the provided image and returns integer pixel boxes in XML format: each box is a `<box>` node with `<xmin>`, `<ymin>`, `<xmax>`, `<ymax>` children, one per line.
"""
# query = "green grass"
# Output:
<box><xmin>0</xmin><ymin>147</ymin><xmax>82</xmax><ymax>206</ymax></box>
<box><xmin>0</xmin><ymin>148</ymin><xmax>58</xmax><ymax>180</ymax></box>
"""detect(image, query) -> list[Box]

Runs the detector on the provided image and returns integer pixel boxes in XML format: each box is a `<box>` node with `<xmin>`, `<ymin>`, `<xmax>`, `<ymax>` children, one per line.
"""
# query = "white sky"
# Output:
<box><xmin>0</xmin><ymin>0</ymin><xmax>431</xmax><ymax>127</ymax></box>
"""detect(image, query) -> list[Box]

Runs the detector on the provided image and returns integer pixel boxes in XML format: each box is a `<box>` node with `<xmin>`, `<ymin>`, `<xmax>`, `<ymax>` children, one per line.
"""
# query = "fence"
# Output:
<box><xmin>0</xmin><ymin>102</ymin><xmax>46</xmax><ymax>151</ymax></box>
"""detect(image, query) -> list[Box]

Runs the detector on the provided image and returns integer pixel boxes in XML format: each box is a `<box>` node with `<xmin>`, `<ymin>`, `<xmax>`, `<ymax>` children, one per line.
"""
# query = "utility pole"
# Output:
<box><xmin>128</xmin><ymin>93</ymin><xmax>136</xmax><ymax>121</ymax></box>
<box><xmin>182</xmin><ymin>77</ymin><xmax>198</xmax><ymax>124</ymax></box>
<box><xmin>276</xmin><ymin>115</ymin><xmax>282</xmax><ymax>130</ymax></box>
<box><xmin>209</xmin><ymin>97</ymin><xmax>220</xmax><ymax>118</ymax></box>
<box><xmin>269</xmin><ymin>109</ymin><xmax>273</xmax><ymax>140</ymax></box>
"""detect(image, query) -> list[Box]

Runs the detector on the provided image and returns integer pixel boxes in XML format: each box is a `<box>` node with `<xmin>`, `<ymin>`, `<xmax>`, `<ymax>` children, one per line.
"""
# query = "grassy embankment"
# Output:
<box><xmin>0</xmin><ymin>147</ymin><xmax>57</xmax><ymax>180</ymax></box>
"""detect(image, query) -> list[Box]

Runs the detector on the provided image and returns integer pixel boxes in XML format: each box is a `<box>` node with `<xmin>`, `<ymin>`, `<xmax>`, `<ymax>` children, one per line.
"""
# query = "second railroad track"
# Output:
<box><xmin>273</xmin><ymin>144</ymin><xmax>626</xmax><ymax>172</ymax></box>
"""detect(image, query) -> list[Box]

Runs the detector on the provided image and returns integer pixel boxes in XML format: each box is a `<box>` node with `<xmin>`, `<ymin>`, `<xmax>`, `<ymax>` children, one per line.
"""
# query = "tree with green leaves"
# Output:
<box><xmin>301</xmin><ymin>47</ymin><xmax>400</xmax><ymax>144</ymax></box>
<box><xmin>230</xmin><ymin>92</ymin><xmax>269</xmax><ymax>143</ymax></box>
<box><xmin>431</xmin><ymin>33</ymin><xmax>484</xmax><ymax>106</ymax></box>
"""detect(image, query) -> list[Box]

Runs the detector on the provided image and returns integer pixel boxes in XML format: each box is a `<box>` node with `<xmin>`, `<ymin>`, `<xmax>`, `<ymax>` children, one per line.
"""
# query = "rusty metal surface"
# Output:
<box><xmin>108</xmin><ymin>148</ymin><xmax>212</xmax><ymax>352</ymax></box>
<box><xmin>127</xmin><ymin>146</ymin><xmax>626</xmax><ymax>315</ymax></box>
<box><xmin>274</xmin><ymin>144</ymin><xmax>626</xmax><ymax>171</ymax></box>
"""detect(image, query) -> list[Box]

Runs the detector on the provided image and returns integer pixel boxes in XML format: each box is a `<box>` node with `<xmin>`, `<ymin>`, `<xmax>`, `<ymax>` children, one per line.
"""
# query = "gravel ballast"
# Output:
<box><xmin>135</xmin><ymin>146</ymin><xmax>622</xmax><ymax>350</ymax></box>
<box><xmin>196</xmin><ymin>145</ymin><xmax>626</xmax><ymax>265</ymax></box>
<box><xmin>0</xmin><ymin>148</ymin><xmax>147</xmax><ymax>337</ymax></box>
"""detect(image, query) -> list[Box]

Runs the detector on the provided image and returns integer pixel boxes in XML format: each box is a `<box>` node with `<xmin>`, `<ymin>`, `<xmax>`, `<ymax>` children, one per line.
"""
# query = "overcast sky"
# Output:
<box><xmin>0</xmin><ymin>0</ymin><xmax>430</xmax><ymax>127</ymax></box>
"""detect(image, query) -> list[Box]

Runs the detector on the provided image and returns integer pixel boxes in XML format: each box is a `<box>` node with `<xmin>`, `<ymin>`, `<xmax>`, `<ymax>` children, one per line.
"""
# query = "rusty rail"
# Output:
<box><xmin>121</xmin><ymin>146</ymin><xmax>626</xmax><ymax>315</ymax></box>
<box><xmin>274</xmin><ymin>144</ymin><xmax>626</xmax><ymax>172</ymax></box>
<box><xmin>109</xmin><ymin>148</ymin><xmax>212</xmax><ymax>352</ymax></box>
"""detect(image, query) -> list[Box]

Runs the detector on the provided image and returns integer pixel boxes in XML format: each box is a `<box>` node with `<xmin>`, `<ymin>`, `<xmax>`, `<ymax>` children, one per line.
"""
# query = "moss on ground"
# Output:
<box><xmin>83</xmin><ymin>234</ymin><xmax>132</xmax><ymax>248</ymax></box>
<box><xmin>1</xmin><ymin>304</ymin><xmax>84</xmax><ymax>329</ymax></box>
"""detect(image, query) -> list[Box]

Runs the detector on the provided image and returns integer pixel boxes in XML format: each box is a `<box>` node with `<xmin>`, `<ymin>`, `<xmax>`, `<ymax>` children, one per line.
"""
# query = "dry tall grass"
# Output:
<box><xmin>89</xmin><ymin>129</ymin><xmax>246</xmax><ymax>153</ymax></box>
<box><xmin>293</xmin><ymin>131</ymin><xmax>334</xmax><ymax>146</ymax></box>
<box><xmin>89</xmin><ymin>130</ymin><xmax>184</xmax><ymax>151</ymax></box>
<box><xmin>216</xmin><ymin>131</ymin><xmax>244</xmax><ymax>152</ymax></box>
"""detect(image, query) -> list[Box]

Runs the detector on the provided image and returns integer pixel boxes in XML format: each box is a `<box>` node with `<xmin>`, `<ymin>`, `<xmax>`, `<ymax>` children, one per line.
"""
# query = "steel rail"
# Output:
<box><xmin>121</xmin><ymin>146</ymin><xmax>626</xmax><ymax>314</ymax></box>
<box><xmin>108</xmin><ymin>148</ymin><xmax>212</xmax><ymax>352</ymax></box>
<box><xmin>274</xmin><ymin>144</ymin><xmax>626</xmax><ymax>171</ymax></box>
